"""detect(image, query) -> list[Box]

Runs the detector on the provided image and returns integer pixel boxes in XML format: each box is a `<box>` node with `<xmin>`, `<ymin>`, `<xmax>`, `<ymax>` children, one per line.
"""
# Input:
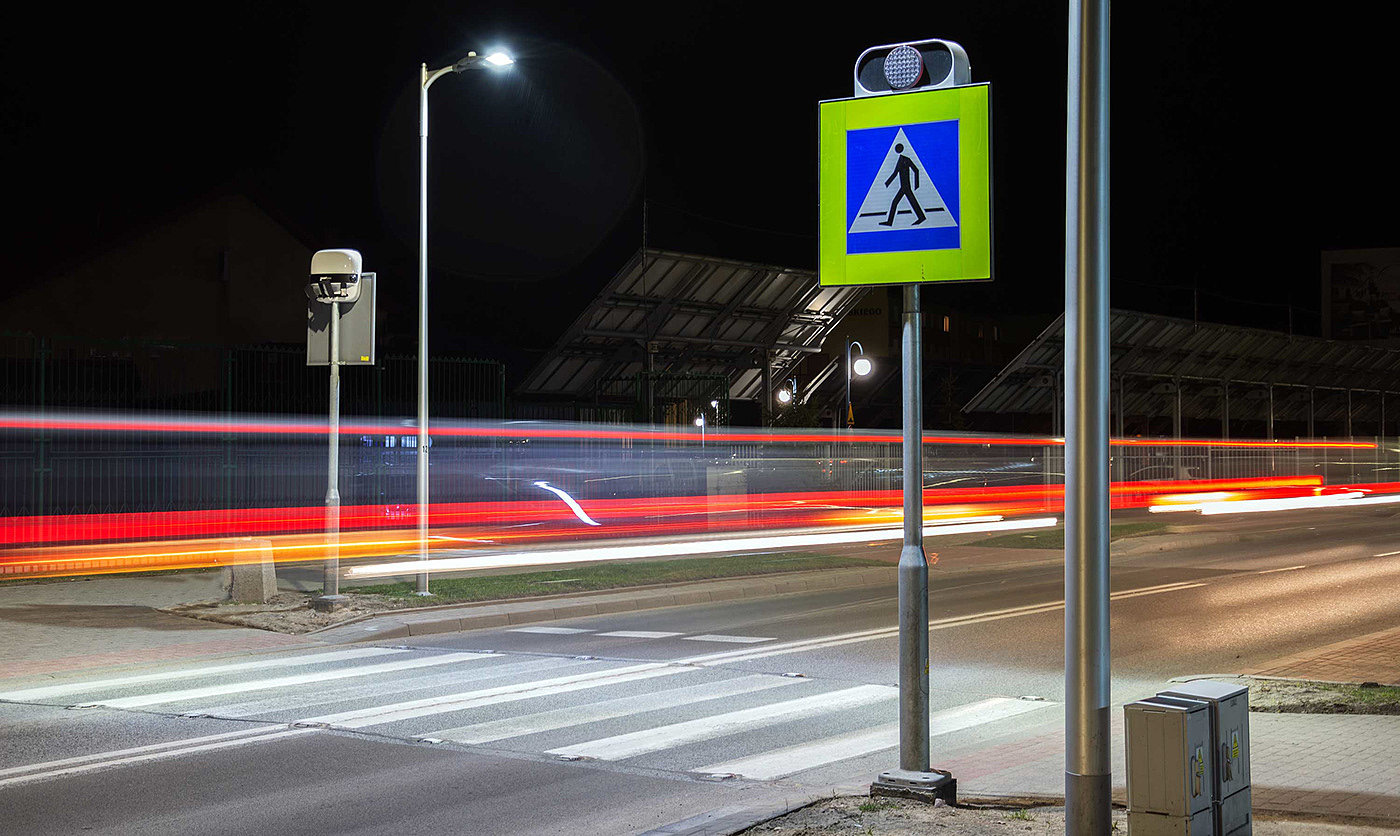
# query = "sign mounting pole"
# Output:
<box><xmin>821</xmin><ymin>39</ymin><xmax>991</xmax><ymax>805</ymax></box>
<box><xmin>324</xmin><ymin>300</ymin><xmax>342</xmax><ymax>601</ymax></box>
<box><xmin>896</xmin><ymin>282</ymin><xmax>928</xmax><ymax>773</ymax></box>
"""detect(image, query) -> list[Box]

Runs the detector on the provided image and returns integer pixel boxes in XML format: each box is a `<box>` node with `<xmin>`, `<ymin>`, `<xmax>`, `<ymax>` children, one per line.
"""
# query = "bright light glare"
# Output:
<box><xmin>776</xmin><ymin>389</ymin><xmax>792</xmax><ymax>404</ymax></box>
<box><xmin>1197</xmin><ymin>492</ymin><xmax>1365</xmax><ymax>515</ymax></box>
<box><xmin>484</xmin><ymin>51</ymin><xmax>514</xmax><ymax>67</ymax></box>
<box><xmin>852</xmin><ymin>357</ymin><xmax>872</xmax><ymax>377</ymax></box>
<box><xmin>694</xmin><ymin>416</ymin><xmax>705</xmax><ymax>427</ymax></box>
<box><xmin>345</xmin><ymin>517</ymin><xmax>1059</xmax><ymax>578</ymax></box>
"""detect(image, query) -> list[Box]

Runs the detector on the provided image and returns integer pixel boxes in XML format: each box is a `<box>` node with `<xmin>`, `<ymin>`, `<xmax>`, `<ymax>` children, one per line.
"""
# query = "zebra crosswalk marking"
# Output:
<box><xmin>301</xmin><ymin>663</ymin><xmax>695</xmax><ymax>729</ymax></box>
<box><xmin>426</xmin><ymin>674</ymin><xmax>802</xmax><ymax>744</ymax></box>
<box><xmin>694</xmin><ymin>696</ymin><xmax>1053</xmax><ymax>780</ymax></box>
<box><xmin>0</xmin><ymin>648</ymin><xmax>404</xmax><ymax>703</ymax></box>
<box><xmin>547</xmin><ymin>684</ymin><xmax>897</xmax><ymax>761</ymax></box>
<box><xmin>92</xmin><ymin>652</ymin><xmax>493</xmax><ymax>709</ymax></box>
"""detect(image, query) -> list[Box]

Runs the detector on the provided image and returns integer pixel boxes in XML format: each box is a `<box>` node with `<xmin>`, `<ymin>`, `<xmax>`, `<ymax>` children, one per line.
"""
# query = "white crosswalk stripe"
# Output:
<box><xmin>90</xmin><ymin>652</ymin><xmax>493</xmax><ymax>709</ymax></box>
<box><xmin>192</xmin><ymin>657</ymin><xmax>586</xmax><ymax>719</ymax></box>
<box><xmin>596</xmin><ymin>631</ymin><xmax>683</xmax><ymax>639</ymax></box>
<box><xmin>681</xmin><ymin>634</ymin><xmax>774</xmax><ymax>644</ymax></box>
<box><xmin>547</xmin><ymin>684</ymin><xmax>897</xmax><ymax>761</ymax></box>
<box><xmin>508</xmin><ymin>626</ymin><xmax>594</xmax><ymax>635</ymax></box>
<box><xmin>300</xmin><ymin>663</ymin><xmax>695</xmax><ymax>729</ymax></box>
<box><xmin>694</xmin><ymin>697</ymin><xmax>1053</xmax><ymax>780</ymax></box>
<box><xmin>425</xmin><ymin>674</ymin><xmax>802</xmax><ymax>744</ymax></box>
<box><xmin>0</xmin><ymin>647</ymin><xmax>404</xmax><ymax>703</ymax></box>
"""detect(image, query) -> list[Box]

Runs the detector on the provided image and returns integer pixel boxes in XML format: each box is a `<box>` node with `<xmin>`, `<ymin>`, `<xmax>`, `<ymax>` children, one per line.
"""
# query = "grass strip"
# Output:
<box><xmin>346</xmin><ymin>552</ymin><xmax>886</xmax><ymax>606</ymax></box>
<box><xmin>976</xmin><ymin>520</ymin><xmax>1170</xmax><ymax>550</ymax></box>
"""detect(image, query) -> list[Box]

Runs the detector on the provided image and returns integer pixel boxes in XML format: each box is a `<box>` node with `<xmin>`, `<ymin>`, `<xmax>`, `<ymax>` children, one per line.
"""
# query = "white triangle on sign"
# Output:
<box><xmin>848</xmin><ymin>128</ymin><xmax>957</xmax><ymax>235</ymax></box>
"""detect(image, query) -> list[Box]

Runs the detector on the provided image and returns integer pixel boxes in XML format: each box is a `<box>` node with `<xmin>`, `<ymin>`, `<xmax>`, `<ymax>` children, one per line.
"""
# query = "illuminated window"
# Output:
<box><xmin>942</xmin><ymin>315</ymin><xmax>950</xmax><ymax>332</ymax></box>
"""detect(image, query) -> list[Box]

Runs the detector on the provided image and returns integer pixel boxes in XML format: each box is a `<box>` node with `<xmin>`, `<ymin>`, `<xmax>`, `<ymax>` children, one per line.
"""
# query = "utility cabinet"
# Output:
<box><xmin>1160</xmin><ymin>681</ymin><xmax>1252</xmax><ymax>835</ymax></box>
<box><xmin>1125</xmin><ymin>695</ymin><xmax>1216</xmax><ymax>835</ymax></box>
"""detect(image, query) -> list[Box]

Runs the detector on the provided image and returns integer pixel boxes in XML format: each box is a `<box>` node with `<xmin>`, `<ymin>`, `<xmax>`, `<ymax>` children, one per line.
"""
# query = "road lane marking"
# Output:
<box><xmin>0</xmin><ymin>726</ymin><xmax>312</xmax><ymax>789</ymax></box>
<box><xmin>300</xmin><ymin>664</ymin><xmax>695</xmax><ymax>729</ymax></box>
<box><xmin>509</xmin><ymin>627</ymin><xmax>594</xmax><ymax>635</ymax></box>
<box><xmin>347</xmin><ymin>517</ymin><xmax>1059</xmax><ymax>578</ymax></box>
<box><xmin>0</xmin><ymin>648</ymin><xmax>405</xmax><ymax>703</ymax></box>
<box><xmin>681</xmin><ymin>635</ymin><xmax>775</xmax><ymax>644</ymax></box>
<box><xmin>598</xmin><ymin>631</ymin><xmax>684</xmax><ymax>639</ymax></box>
<box><xmin>1256</xmin><ymin>565</ymin><xmax>1307</xmax><ymax>574</ymax></box>
<box><xmin>90</xmin><ymin>652</ymin><xmax>493</xmax><ymax>709</ymax></box>
<box><xmin>1375</xmin><ymin>550</ymin><xmax>1400</xmax><ymax>557</ymax></box>
<box><xmin>694</xmin><ymin>696</ymin><xmax>1052</xmax><ymax>780</ymax></box>
<box><xmin>1109</xmin><ymin>583</ymin><xmax>1207</xmax><ymax>600</ymax></box>
<box><xmin>546</xmin><ymin>684</ymin><xmax>896</xmax><ymax>761</ymax></box>
<box><xmin>678</xmin><ymin>581</ymin><xmax>1207</xmax><ymax>666</ymax></box>
<box><xmin>427</xmin><ymin>674</ymin><xmax>801</xmax><ymax>744</ymax></box>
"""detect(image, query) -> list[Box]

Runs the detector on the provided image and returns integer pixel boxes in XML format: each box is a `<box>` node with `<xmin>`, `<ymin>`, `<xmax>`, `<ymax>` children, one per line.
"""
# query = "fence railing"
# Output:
<box><xmin>1</xmin><ymin>416</ymin><xmax>1391</xmax><ymax>549</ymax></box>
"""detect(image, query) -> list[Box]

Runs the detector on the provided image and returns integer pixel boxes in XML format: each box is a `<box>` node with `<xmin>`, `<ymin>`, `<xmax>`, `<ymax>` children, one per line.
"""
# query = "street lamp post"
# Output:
<box><xmin>416</xmin><ymin>48</ymin><xmax>513</xmax><ymax>595</ymax></box>
<box><xmin>694</xmin><ymin>414</ymin><xmax>705</xmax><ymax>447</ymax></box>
<box><xmin>845</xmin><ymin>338</ymin><xmax>872</xmax><ymax>429</ymax></box>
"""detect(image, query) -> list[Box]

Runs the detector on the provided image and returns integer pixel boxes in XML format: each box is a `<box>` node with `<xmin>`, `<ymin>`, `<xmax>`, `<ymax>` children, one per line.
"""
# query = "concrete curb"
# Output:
<box><xmin>313</xmin><ymin>566</ymin><xmax>895</xmax><ymax>643</ymax></box>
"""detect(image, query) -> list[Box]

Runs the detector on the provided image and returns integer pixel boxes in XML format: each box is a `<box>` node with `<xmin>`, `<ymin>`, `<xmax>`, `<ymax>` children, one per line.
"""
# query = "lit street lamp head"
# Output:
<box><xmin>453</xmin><ymin>49</ymin><xmax>516</xmax><ymax>72</ymax></box>
<box><xmin>853</xmin><ymin>356</ymin><xmax>873</xmax><ymax>377</ymax></box>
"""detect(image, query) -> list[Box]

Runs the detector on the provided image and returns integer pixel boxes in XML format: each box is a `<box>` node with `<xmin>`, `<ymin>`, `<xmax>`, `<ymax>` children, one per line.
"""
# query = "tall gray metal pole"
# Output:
<box><xmin>416</xmin><ymin>64</ymin><xmax>445</xmax><ymax>597</ymax></box>
<box><xmin>1064</xmin><ymin>0</ymin><xmax>1112</xmax><ymax>829</ymax></box>
<box><xmin>898</xmin><ymin>284</ymin><xmax>929</xmax><ymax>770</ymax></box>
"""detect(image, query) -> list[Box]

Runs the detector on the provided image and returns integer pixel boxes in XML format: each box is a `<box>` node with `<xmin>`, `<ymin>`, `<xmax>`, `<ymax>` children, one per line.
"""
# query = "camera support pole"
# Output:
<box><xmin>316</xmin><ymin>301</ymin><xmax>346</xmax><ymax>610</ymax></box>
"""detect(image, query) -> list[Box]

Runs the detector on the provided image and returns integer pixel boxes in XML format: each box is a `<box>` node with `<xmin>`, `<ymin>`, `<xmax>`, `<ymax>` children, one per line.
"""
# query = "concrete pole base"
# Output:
<box><xmin>311</xmin><ymin>594</ymin><xmax>349</xmax><ymax>613</ymax></box>
<box><xmin>871</xmin><ymin>769</ymin><xmax>957</xmax><ymax>805</ymax></box>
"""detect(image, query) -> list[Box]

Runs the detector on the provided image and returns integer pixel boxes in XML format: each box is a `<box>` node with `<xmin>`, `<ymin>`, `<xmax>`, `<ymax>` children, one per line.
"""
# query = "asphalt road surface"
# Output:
<box><xmin>2</xmin><ymin>507</ymin><xmax>1398</xmax><ymax>835</ymax></box>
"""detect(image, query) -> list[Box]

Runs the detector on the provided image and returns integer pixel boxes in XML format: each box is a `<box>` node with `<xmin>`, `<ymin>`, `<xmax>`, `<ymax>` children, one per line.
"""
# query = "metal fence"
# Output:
<box><xmin>0</xmin><ymin>331</ymin><xmax>505</xmax><ymax>520</ymax></box>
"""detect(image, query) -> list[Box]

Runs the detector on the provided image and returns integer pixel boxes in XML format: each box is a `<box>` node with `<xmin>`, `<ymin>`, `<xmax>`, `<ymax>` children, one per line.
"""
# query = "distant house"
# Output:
<box><xmin>0</xmin><ymin>191</ymin><xmax>313</xmax><ymax>346</ymax></box>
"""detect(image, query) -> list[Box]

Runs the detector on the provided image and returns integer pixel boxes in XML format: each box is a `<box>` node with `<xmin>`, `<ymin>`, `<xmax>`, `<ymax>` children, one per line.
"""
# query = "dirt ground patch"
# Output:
<box><xmin>739</xmin><ymin>797</ymin><xmax>1398</xmax><ymax>835</ymax></box>
<box><xmin>738</xmin><ymin>797</ymin><xmax>1118</xmax><ymax>835</ymax></box>
<box><xmin>1244</xmin><ymin>677</ymin><xmax>1400</xmax><ymax>715</ymax></box>
<box><xmin>161</xmin><ymin>591</ymin><xmax>405</xmax><ymax>633</ymax></box>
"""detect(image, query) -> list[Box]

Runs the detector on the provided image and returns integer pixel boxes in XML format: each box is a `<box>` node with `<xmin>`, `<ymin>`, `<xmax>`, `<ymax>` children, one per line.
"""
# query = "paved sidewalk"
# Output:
<box><xmin>939</xmin><ymin>706</ymin><xmax>1400</xmax><ymax>823</ymax></box>
<box><xmin>1246</xmin><ymin>624</ymin><xmax>1400</xmax><ymax>685</ymax></box>
<box><xmin>0</xmin><ymin>573</ymin><xmax>317</xmax><ymax>683</ymax></box>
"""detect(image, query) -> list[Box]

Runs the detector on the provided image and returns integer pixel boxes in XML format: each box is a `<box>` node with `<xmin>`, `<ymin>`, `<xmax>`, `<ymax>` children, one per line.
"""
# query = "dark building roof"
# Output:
<box><xmin>518</xmin><ymin>249</ymin><xmax>869</xmax><ymax>402</ymax></box>
<box><xmin>965</xmin><ymin>309</ymin><xmax>1400</xmax><ymax>425</ymax></box>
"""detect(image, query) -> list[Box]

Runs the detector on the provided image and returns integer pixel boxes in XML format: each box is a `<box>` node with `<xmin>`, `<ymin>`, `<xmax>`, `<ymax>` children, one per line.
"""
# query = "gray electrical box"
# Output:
<box><xmin>307</xmin><ymin>272</ymin><xmax>376</xmax><ymax>366</ymax></box>
<box><xmin>1125</xmin><ymin>695</ymin><xmax>1215</xmax><ymax>835</ymax></box>
<box><xmin>1161</xmin><ymin>681</ymin><xmax>1252</xmax><ymax>835</ymax></box>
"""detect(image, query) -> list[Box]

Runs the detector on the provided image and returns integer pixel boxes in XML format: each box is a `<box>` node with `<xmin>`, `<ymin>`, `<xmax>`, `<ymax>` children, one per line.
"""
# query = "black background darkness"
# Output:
<box><xmin>2</xmin><ymin>2</ymin><xmax>1396</xmax><ymax>370</ymax></box>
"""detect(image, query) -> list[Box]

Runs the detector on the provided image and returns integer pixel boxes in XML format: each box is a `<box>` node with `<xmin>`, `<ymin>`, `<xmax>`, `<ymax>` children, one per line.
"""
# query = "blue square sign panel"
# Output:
<box><xmin>845</xmin><ymin>119</ymin><xmax>960</xmax><ymax>255</ymax></box>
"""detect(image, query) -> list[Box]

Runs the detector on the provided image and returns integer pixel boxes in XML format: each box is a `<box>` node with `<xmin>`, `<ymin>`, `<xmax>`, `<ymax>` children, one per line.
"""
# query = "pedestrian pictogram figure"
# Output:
<box><xmin>879</xmin><ymin>144</ymin><xmax>927</xmax><ymax>227</ymax></box>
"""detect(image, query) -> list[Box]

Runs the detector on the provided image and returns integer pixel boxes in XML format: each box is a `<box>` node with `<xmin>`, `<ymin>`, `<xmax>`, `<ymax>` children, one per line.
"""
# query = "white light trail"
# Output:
<box><xmin>533</xmin><ymin>481</ymin><xmax>602</xmax><ymax>526</ymax></box>
<box><xmin>345</xmin><ymin>516</ymin><xmax>1060</xmax><ymax>578</ymax></box>
<box><xmin>1196</xmin><ymin>492</ymin><xmax>1365</xmax><ymax>515</ymax></box>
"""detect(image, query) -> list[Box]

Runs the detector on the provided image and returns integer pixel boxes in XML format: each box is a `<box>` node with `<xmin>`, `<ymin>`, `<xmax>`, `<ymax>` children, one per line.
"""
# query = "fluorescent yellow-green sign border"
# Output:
<box><xmin>819</xmin><ymin>84</ymin><xmax>992</xmax><ymax>286</ymax></box>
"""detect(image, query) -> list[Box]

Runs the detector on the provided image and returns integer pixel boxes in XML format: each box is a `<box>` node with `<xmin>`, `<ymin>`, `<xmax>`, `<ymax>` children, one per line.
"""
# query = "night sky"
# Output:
<box><xmin>3</xmin><ymin>2</ymin><xmax>1397</xmax><ymax>368</ymax></box>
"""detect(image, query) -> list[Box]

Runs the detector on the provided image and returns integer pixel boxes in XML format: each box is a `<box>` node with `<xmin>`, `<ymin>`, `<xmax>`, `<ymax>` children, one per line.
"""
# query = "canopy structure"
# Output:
<box><xmin>518</xmin><ymin>249</ymin><xmax>868</xmax><ymax>419</ymax></box>
<box><xmin>964</xmin><ymin>309</ymin><xmax>1400</xmax><ymax>437</ymax></box>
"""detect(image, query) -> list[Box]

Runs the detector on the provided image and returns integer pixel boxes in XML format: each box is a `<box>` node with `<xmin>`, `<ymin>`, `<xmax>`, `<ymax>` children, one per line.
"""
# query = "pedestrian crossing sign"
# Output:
<box><xmin>819</xmin><ymin>84</ymin><xmax>991</xmax><ymax>286</ymax></box>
